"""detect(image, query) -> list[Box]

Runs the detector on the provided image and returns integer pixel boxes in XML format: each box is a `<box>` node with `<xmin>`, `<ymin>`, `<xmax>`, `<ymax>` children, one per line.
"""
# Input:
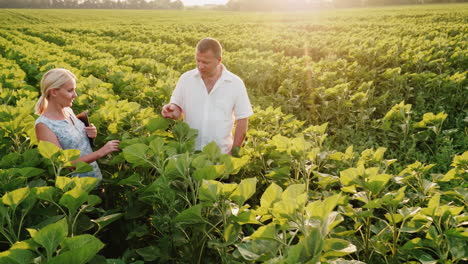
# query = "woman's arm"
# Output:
<box><xmin>35</xmin><ymin>123</ymin><xmax>119</xmax><ymax>164</ymax></box>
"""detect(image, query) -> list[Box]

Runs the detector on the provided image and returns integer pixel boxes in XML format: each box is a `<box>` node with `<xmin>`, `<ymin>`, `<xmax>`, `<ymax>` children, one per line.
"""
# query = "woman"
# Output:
<box><xmin>35</xmin><ymin>68</ymin><xmax>119</xmax><ymax>179</ymax></box>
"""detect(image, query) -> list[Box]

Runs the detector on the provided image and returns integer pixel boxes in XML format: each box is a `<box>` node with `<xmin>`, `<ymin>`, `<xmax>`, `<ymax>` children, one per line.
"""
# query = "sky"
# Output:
<box><xmin>182</xmin><ymin>0</ymin><xmax>229</xmax><ymax>6</ymax></box>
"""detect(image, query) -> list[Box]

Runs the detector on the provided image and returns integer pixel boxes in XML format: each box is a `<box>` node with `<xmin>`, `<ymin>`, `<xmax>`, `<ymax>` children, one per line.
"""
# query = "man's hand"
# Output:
<box><xmin>161</xmin><ymin>103</ymin><xmax>182</xmax><ymax>120</ymax></box>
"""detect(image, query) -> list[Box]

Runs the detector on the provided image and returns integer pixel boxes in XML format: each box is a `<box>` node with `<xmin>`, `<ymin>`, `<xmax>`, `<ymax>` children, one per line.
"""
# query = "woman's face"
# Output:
<box><xmin>52</xmin><ymin>79</ymin><xmax>77</xmax><ymax>108</ymax></box>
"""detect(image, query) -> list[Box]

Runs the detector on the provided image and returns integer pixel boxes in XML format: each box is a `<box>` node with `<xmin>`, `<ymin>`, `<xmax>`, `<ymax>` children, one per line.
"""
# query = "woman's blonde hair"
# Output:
<box><xmin>34</xmin><ymin>68</ymin><xmax>76</xmax><ymax>115</ymax></box>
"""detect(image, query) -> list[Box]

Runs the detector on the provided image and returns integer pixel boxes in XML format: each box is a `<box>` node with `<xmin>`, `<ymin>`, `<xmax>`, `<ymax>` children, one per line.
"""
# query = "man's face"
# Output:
<box><xmin>196</xmin><ymin>50</ymin><xmax>221</xmax><ymax>78</ymax></box>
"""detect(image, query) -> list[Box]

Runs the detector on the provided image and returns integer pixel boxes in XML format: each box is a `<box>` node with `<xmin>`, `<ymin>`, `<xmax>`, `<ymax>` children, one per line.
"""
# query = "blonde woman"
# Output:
<box><xmin>35</xmin><ymin>68</ymin><xmax>119</xmax><ymax>179</ymax></box>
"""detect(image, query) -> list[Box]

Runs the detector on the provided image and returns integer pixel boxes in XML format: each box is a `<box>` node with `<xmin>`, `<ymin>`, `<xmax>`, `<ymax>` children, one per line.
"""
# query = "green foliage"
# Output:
<box><xmin>0</xmin><ymin>6</ymin><xmax>467</xmax><ymax>264</ymax></box>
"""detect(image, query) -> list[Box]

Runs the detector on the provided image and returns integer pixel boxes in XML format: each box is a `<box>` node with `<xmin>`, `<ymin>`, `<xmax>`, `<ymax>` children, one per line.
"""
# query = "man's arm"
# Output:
<box><xmin>231</xmin><ymin>118</ymin><xmax>248</xmax><ymax>153</ymax></box>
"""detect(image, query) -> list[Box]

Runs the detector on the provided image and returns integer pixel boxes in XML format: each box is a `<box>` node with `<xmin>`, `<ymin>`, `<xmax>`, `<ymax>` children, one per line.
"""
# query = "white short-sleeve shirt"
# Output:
<box><xmin>170</xmin><ymin>65</ymin><xmax>253</xmax><ymax>153</ymax></box>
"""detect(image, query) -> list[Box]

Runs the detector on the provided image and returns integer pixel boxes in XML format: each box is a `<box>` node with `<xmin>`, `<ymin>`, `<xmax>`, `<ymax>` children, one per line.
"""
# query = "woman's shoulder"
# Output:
<box><xmin>35</xmin><ymin>115</ymin><xmax>48</xmax><ymax>125</ymax></box>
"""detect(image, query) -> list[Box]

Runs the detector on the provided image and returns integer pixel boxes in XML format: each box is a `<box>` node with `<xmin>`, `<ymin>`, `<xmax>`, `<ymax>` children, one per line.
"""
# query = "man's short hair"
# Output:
<box><xmin>196</xmin><ymin>38</ymin><xmax>222</xmax><ymax>59</ymax></box>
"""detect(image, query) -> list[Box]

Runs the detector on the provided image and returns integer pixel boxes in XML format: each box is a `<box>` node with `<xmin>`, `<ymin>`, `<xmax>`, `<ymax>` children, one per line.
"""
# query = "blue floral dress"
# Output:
<box><xmin>35</xmin><ymin>108</ymin><xmax>102</xmax><ymax>179</ymax></box>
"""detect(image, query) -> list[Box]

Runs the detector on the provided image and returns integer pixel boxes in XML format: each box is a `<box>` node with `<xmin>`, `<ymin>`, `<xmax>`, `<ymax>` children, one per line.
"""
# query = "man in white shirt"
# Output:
<box><xmin>161</xmin><ymin>37</ymin><xmax>253</xmax><ymax>154</ymax></box>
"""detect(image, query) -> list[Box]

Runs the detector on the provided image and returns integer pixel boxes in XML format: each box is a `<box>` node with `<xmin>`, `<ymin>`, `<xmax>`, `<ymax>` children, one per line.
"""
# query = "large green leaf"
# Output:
<box><xmin>59</xmin><ymin>187</ymin><xmax>88</xmax><ymax>213</ymax></box>
<box><xmin>282</xmin><ymin>184</ymin><xmax>305</xmax><ymax>201</ymax></box>
<box><xmin>74</xmin><ymin>162</ymin><xmax>93</xmax><ymax>174</ymax></box>
<box><xmin>2</xmin><ymin>187</ymin><xmax>30</xmax><ymax>210</ymax></box>
<box><xmin>146</xmin><ymin>117</ymin><xmax>169</xmax><ymax>132</ymax></box>
<box><xmin>38</xmin><ymin>140</ymin><xmax>60</xmax><ymax>159</ymax></box>
<box><xmin>136</xmin><ymin>245</ymin><xmax>161</xmax><ymax>262</ymax></box>
<box><xmin>48</xmin><ymin>234</ymin><xmax>104</xmax><ymax>264</ymax></box>
<box><xmin>247</xmin><ymin>223</ymin><xmax>277</xmax><ymax>241</ymax></box>
<box><xmin>229</xmin><ymin>177</ymin><xmax>257</xmax><ymax>205</ymax></box>
<box><xmin>74</xmin><ymin>177</ymin><xmax>99</xmax><ymax>192</ymax></box>
<box><xmin>364</xmin><ymin>173</ymin><xmax>392</xmax><ymax>194</ymax></box>
<box><xmin>123</xmin><ymin>143</ymin><xmax>150</xmax><ymax>166</ymax></box>
<box><xmin>199</xmin><ymin>180</ymin><xmax>223</xmax><ymax>203</ymax></box>
<box><xmin>285</xmin><ymin>227</ymin><xmax>323</xmax><ymax>263</ymax></box>
<box><xmin>193</xmin><ymin>166</ymin><xmax>218</xmax><ymax>181</ymax></box>
<box><xmin>202</xmin><ymin>141</ymin><xmax>221</xmax><ymax>160</ymax></box>
<box><xmin>173</xmin><ymin>204</ymin><xmax>204</xmax><ymax>224</ymax></box>
<box><xmin>33</xmin><ymin>186</ymin><xmax>57</xmax><ymax>202</ymax></box>
<box><xmin>260</xmin><ymin>183</ymin><xmax>282</xmax><ymax>209</ymax></box>
<box><xmin>32</xmin><ymin>218</ymin><xmax>68</xmax><ymax>259</ymax></box>
<box><xmin>322</xmin><ymin>238</ymin><xmax>357</xmax><ymax>258</ymax></box>
<box><xmin>306</xmin><ymin>194</ymin><xmax>342</xmax><ymax>221</ymax></box>
<box><xmin>0</xmin><ymin>249</ymin><xmax>34</xmax><ymax>264</ymax></box>
<box><xmin>340</xmin><ymin>167</ymin><xmax>362</xmax><ymax>186</ymax></box>
<box><xmin>60</xmin><ymin>149</ymin><xmax>81</xmax><ymax>166</ymax></box>
<box><xmin>55</xmin><ymin>176</ymin><xmax>74</xmax><ymax>192</ymax></box>
<box><xmin>91</xmin><ymin>213</ymin><xmax>123</xmax><ymax>232</ymax></box>
<box><xmin>16</xmin><ymin>167</ymin><xmax>44</xmax><ymax>178</ymax></box>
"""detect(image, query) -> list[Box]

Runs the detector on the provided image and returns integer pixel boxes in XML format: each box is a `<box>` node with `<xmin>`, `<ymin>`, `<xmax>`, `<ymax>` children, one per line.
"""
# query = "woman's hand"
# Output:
<box><xmin>98</xmin><ymin>140</ymin><xmax>120</xmax><ymax>157</ymax></box>
<box><xmin>84</xmin><ymin>124</ymin><xmax>97</xmax><ymax>138</ymax></box>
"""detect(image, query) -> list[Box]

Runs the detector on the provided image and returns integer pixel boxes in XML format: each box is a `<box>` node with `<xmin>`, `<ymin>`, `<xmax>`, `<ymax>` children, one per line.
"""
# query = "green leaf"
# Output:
<box><xmin>123</xmin><ymin>144</ymin><xmax>149</xmax><ymax>166</ymax></box>
<box><xmin>236</xmin><ymin>240</ymin><xmax>279</xmax><ymax>261</ymax></box>
<box><xmin>32</xmin><ymin>218</ymin><xmax>68</xmax><ymax>259</ymax></box>
<box><xmin>0</xmin><ymin>249</ymin><xmax>34</xmax><ymax>264</ymax></box>
<box><xmin>48</xmin><ymin>234</ymin><xmax>104</xmax><ymax>264</ymax></box>
<box><xmin>2</xmin><ymin>187</ymin><xmax>30</xmax><ymax>210</ymax></box>
<box><xmin>191</xmin><ymin>155</ymin><xmax>212</xmax><ymax>169</ymax></box>
<box><xmin>74</xmin><ymin>162</ymin><xmax>93</xmax><ymax>174</ymax></box>
<box><xmin>55</xmin><ymin>176</ymin><xmax>74</xmax><ymax>192</ymax></box>
<box><xmin>202</xmin><ymin>141</ymin><xmax>221</xmax><ymax>160</ymax></box>
<box><xmin>38</xmin><ymin>140</ymin><xmax>60</xmax><ymax>159</ymax></box>
<box><xmin>10</xmin><ymin>239</ymin><xmax>38</xmax><ymax>251</ymax></box>
<box><xmin>282</xmin><ymin>184</ymin><xmax>306</xmax><ymax>201</ymax></box>
<box><xmin>234</xmin><ymin>210</ymin><xmax>259</xmax><ymax>225</ymax></box>
<box><xmin>365</xmin><ymin>174</ymin><xmax>391</xmax><ymax>194</ymax></box>
<box><xmin>412</xmin><ymin>249</ymin><xmax>437</xmax><ymax>264</ymax></box>
<box><xmin>402</xmin><ymin>237</ymin><xmax>422</xmax><ymax>250</ymax></box>
<box><xmin>60</xmin><ymin>149</ymin><xmax>81</xmax><ymax>166</ymax></box>
<box><xmin>247</xmin><ymin>223</ymin><xmax>277</xmax><ymax>241</ymax></box>
<box><xmin>260</xmin><ymin>183</ymin><xmax>282</xmax><ymax>209</ymax></box>
<box><xmin>381</xmin><ymin>186</ymin><xmax>407</xmax><ymax>206</ymax></box>
<box><xmin>193</xmin><ymin>166</ymin><xmax>218</xmax><ymax>181</ymax></box>
<box><xmin>229</xmin><ymin>177</ymin><xmax>257</xmax><ymax>205</ymax></box>
<box><xmin>172</xmin><ymin>122</ymin><xmax>198</xmax><ymax>142</ymax></box>
<box><xmin>340</xmin><ymin>167</ymin><xmax>361</xmax><ymax>186</ymax></box>
<box><xmin>117</xmin><ymin>173</ymin><xmax>142</xmax><ymax>186</ymax></box>
<box><xmin>199</xmin><ymin>180</ymin><xmax>223</xmax><ymax>203</ymax></box>
<box><xmin>59</xmin><ymin>187</ymin><xmax>88</xmax><ymax>213</ymax></box>
<box><xmin>16</xmin><ymin>167</ymin><xmax>44</xmax><ymax>178</ymax></box>
<box><xmin>223</xmin><ymin>223</ymin><xmax>241</xmax><ymax>244</ymax></box>
<box><xmin>74</xmin><ymin>177</ymin><xmax>99</xmax><ymax>192</ymax></box>
<box><xmin>87</xmin><ymin>195</ymin><xmax>102</xmax><ymax>207</ymax></box>
<box><xmin>421</xmin><ymin>193</ymin><xmax>440</xmax><ymax>216</ymax></box>
<box><xmin>91</xmin><ymin>213</ymin><xmax>123</xmax><ymax>232</ymax></box>
<box><xmin>285</xmin><ymin>227</ymin><xmax>323</xmax><ymax>263</ymax></box>
<box><xmin>146</xmin><ymin>117</ymin><xmax>169</xmax><ymax>132</ymax></box>
<box><xmin>306</xmin><ymin>194</ymin><xmax>342</xmax><ymax>221</ymax></box>
<box><xmin>322</xmin><ymin>238</ymin><xmax>357</xmax><ymax>258</ymax></box>
<box><xmin>173</xmin><ymin>204</ymin><xmax>204</xmax><ymax>224</ymax></box>
<box><xmin>136</xmin><ymin>245</ymin><xmax>161</xmax><ymax>262</ymax></box>
<box><xmin>148</xmin><ymin>137</ymin><xmax>165</xmax><ymax>156</ymax></box>
<box><xmin>34</xmin><ymin>186</ymin><xmax>57</xmax><ymax>202</ymax></box>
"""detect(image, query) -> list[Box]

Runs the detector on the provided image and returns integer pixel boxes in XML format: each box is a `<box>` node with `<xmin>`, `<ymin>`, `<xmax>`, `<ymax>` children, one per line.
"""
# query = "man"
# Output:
<box><xmin>161</xmin><ymin>37</ymin><xmax>253</xmax><ymax>154</ymax></box>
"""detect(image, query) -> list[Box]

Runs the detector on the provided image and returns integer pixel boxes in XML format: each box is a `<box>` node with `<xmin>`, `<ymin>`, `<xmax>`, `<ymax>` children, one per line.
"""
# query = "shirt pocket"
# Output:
<box><xmin>213</xmin><ymin>99</ymin><xmax>232</xmax><ymax>121</ymax></box>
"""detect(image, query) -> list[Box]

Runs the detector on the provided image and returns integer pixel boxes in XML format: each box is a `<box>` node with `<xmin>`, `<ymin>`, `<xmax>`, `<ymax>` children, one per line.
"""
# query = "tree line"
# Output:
<box><xmin>0</xmin><ymin>0</ymin><xmax>184</xmax><ymax>9</ymax></box>
<box><xmin>0</xmin><ymin>0</ymin><xmax>466</xmax><ymax>12</ymax></box>
<box><xmin>224</xmin><ymin>0</ymin><xmax>467</xmax><ymax>11</ymax></box>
